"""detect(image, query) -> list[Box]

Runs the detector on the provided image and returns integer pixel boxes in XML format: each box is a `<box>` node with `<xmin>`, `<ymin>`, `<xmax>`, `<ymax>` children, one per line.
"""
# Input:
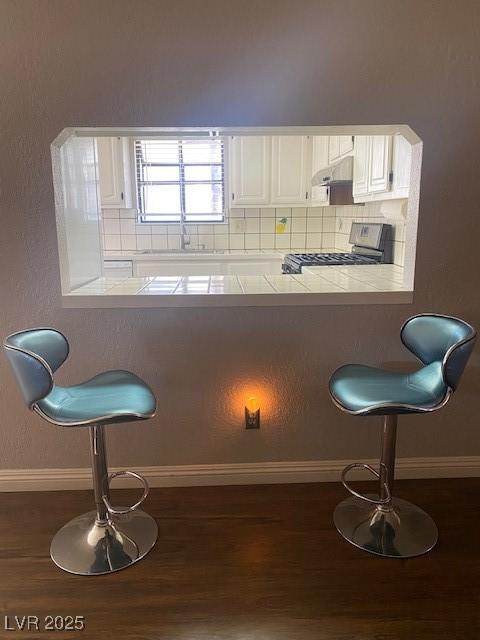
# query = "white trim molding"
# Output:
<box><xmin>1</xmin><ymin>457</ymin><xmax>479</xmax><ymax>492</ymax></box>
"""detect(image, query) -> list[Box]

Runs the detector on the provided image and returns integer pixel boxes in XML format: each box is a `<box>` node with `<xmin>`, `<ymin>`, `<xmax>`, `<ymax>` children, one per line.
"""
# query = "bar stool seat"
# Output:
<box><xmin>329</xmin><ymin>362</ymin><xmax>448</xmax><ymax>415</ymax></box>
<box><xmin>36</xmin><ymin>370</ymin><xmax>156</xmax><ymax>426</ymax></box>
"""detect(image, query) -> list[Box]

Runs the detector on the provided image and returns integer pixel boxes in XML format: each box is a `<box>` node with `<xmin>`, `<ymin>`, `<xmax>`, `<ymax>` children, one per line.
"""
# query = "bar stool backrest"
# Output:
<box><xmin>3</xmin><ymin>328</ymin><xmax>70</xmax><ymax>408</ymax></box>
<box><xmin>400</xmin><ymin>314</ymin><xmax>476</xmax><ymax>391</ymax></box>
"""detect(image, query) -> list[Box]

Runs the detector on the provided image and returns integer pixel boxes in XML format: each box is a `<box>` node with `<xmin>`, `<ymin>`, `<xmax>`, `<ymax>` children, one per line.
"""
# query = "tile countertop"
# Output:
<box><xmin>64</xmin><ymin>264</ymin><xmax>413</xmax><ymax>308</ymax></box>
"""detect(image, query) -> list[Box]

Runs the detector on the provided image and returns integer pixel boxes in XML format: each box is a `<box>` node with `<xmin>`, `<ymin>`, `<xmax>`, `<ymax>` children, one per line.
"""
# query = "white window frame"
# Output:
<box><xmin>134</xmin><ymin>136</ymin><xmax>229</xmax><ymax>224</ymax></box>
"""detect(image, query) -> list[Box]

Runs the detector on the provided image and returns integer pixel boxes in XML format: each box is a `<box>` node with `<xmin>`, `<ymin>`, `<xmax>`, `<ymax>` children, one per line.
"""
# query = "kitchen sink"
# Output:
<box><xmin>139</xmin><ymin>249</ymin><xmax>225</xmax><ymax>255</ymax></box>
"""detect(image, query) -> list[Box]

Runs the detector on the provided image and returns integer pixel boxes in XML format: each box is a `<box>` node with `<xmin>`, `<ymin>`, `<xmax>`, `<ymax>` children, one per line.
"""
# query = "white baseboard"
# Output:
<box><xmin>1</xmin><ymin>457</ymin><xmax>479</xmax><ymax>492</ymax></box>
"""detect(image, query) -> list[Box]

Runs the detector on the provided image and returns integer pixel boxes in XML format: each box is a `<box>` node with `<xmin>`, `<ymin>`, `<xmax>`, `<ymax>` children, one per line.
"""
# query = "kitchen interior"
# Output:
<box><xmin>55</xmin><ymin>127</ymin><xmax>418</xmax><ymax>301</ymax></box>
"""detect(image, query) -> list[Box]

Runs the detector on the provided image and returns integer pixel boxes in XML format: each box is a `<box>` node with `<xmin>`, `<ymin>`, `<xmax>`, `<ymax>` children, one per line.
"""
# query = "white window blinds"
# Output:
<box><xmin>135</xmin><ymin>138</ymin><xmax>225</xmax><ymax>223</ymax></box>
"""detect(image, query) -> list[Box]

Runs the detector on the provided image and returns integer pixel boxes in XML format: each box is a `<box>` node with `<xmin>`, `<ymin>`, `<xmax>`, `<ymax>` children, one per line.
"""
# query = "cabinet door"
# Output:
<box><xmin>310</xmin><ymin>185</ymin><xmax>329</xmax><ymax>205</ymax></box>
<box><xmin>310</xmin><ymin>137</ymin><xmax>330</xmax><ymax>205</ymax></box>
<box><xmin>339</xmin><ymin>135</ymin><xmax>354</xmax><ymax>157</ymax></box>
<box><xmin>328</xmin><ymin>136</ymin><xmax>354</xmax><ymax>163</ymax></box>
<box><xmin>97</xmin><ymin>137</ymin><xmax>125</xmax><ymax>207</ymax></box>
<box><xmin>328</xmin><ymin>136</ymin><xmax>340</xmax><ymax>163</ymax></box>
<box><xmin>270</xmin><ymin>136</ymin><xmax>309</xmax><ymax>205</ymax></box>
<box><xmin>231</xmin><ymin>136</ymin><xmax>270</xmax><ymax>206</ymax></box>
<box><xmin>352</xmin><ymin>135</ymin><xmax>370</xmax><ymax>198</ymax></box>
<box><xmin>311</xmin><ymin>136</ymin><xmax>329</xmax><ymax>174</ymax></box>
<box><xmin>391</xmin><ymin>134</ymin><xmax>411</xmax><ymax>198</ymax></box>
<box><xmin>367</xmin><ymin>135</ymin><xmax>393</xmax><ymax>194</ymax></box>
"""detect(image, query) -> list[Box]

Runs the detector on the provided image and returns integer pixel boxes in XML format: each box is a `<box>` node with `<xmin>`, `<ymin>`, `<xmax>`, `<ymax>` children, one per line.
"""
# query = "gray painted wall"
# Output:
<box><xmin>1</xmin><ymin>0</ymin><xmax>479</xmax><ymax>470</ymax></box>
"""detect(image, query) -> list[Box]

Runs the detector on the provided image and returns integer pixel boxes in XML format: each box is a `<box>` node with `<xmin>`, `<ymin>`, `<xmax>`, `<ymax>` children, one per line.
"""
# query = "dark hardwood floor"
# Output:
<box><xmin>1</xmin><ymin>479</ymin><xmax>479</xmax><ymax>639</ymax></box>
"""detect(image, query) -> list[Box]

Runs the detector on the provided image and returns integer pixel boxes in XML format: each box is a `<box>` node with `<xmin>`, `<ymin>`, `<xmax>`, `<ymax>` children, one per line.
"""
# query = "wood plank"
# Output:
<box><xmin>0</xmin><ymin>479</ymin><xmax>479</xmax><ymax>639</ymax></box>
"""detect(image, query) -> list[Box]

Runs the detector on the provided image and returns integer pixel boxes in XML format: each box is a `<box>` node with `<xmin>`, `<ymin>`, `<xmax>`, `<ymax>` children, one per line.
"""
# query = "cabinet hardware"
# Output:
<box><xmin>305</xmin><ymin>191</ymin><xmax>309</xmax><ymax>200</ymax></box>
<box><xmin>121</xmin><ymin>191</ymin><xmax>124</xmax><ymax>200</ymax></box>
<box><xmin>232</xmin><ymin>193</ymin><xmax>235</xmax><ymax>201</ymax></box>
<box><xmin>389</xmin><ymin>171</ymin><xmax>393</xmax><ymax>183</ymax></box>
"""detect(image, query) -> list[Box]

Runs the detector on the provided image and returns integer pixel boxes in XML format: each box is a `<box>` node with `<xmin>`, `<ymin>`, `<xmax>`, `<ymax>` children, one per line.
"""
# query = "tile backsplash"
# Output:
<box><xmin>102</xmin><ymin>203</ymin><xmax>406</xmax><ymax>266</ymax></box>
<box><xmin>102</xmin><ymin>206</ymin><xmax>337</xmax><ymax>254</ymax></box>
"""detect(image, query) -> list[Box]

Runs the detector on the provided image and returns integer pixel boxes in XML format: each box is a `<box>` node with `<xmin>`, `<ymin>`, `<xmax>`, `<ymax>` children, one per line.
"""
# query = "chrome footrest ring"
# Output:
<box><xmin>102</xmin><ymin>470</ymin><xmax>149</xmax><ymax>516</ymax></box>
<box><xmin>341</xmin><ymin>462</ymin><xmax>391</xmax><ymax>505</ymax></box>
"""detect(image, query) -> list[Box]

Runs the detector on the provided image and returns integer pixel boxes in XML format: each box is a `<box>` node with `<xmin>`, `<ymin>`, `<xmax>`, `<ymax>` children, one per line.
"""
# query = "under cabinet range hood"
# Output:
<box><xmin>312</xmin><ymin>156</ymin><xmax>357</xmax><ymax>205</ymax></box>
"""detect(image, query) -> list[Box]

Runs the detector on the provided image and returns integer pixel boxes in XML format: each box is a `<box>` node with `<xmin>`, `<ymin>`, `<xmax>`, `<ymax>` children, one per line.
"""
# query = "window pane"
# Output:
<box><xmin>142</xmin><ymin>184</ymin><xmax>181</xmax><ymax>214</ymax></box>
<box><xmin>142</xmin><ymin>214</ymin><xmax>181</xmax><ymax>222</ymax></box>
<box><xmin>184</xmin><ymin>214</ymin><xmax>224</xmax><ymax>222</ymax></box>
<box><xmin>182</xmin><ymin>140</ymin><xmax>222</xmax><ymax>164</ymax></box>
<box><xmin>184</xmin><ymin>165</ymin><xmax>222</xmax><ymax>181</ymax></box>
<box><xmin>184</xmin><ymin>183</ymin><xmax>223</xmax><ymax>214</ymax></box>
<box><xmin>138</xmin><ymin>140</ymin><xmax>179</xmax><ymax>164</ymax></box>
<box><xmin>143</xmin><ymin>165</ymin><xmax>180</xmax><ymax>182</ymax></box>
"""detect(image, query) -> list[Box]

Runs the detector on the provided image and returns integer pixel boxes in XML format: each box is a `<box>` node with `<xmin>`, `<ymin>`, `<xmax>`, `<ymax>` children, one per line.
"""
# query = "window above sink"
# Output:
<box><xmin>134</xmin><ymin>137</ymin><xmax>226</xmax><ymax>224</ymax></box>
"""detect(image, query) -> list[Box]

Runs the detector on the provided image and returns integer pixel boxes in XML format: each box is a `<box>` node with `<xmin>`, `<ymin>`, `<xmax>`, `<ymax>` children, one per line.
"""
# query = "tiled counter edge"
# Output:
<box><xmin>63</xmin><ymin>290</ymin><xmax>414</xmax><ymax>308</ymax></box>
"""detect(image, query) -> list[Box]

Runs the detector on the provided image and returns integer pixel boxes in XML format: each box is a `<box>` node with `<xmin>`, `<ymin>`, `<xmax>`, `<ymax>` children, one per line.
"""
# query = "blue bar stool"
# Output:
<box><xmin>329</xmin><ymin>314</ymin><xmax>476</xmax><ymax>558</ymax></box>
<box><xmin>4</xmin><ymin>328</ymin><xmax>158</xmax><ymax>575</ymax></box>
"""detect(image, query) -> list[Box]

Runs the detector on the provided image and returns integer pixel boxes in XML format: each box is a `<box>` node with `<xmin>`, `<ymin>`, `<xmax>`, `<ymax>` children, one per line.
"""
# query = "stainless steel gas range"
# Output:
<box><xmin>282</xmin><ymin>222</ymin><xmax>392</xmax><ymax>274</ymax></box>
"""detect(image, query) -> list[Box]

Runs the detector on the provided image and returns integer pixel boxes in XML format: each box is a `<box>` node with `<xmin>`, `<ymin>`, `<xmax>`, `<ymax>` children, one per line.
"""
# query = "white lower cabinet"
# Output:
<box><xmin>134</xmin><ymin>258</ymin><xmax>283</xmax><ymax>277</ymax></box>
<box><xmin>104</xmin><ymin>260</ymin><xmax>133</xmax><ymax>278</ymax></box>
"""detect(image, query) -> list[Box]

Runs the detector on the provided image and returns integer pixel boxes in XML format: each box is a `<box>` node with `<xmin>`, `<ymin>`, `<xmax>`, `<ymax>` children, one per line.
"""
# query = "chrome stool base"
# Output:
<box><xmin>50</xmin><ymin>509</ymin><xmax>158</xmax><ymax>576</ymax></box>
<box><xmin>334</xmin><ymin>495</ymin><xmax>438</xmax><ymax>559</ymax></box>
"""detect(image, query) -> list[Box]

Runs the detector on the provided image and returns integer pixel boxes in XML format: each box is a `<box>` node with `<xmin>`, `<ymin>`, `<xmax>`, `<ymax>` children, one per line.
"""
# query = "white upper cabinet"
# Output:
<box><xmin>353</xmin><ymin>134</ymin><xmax>411</xmax><ymax>203</ymax></box>
<box><xmin>390</xmin><ymin>134</ymin><xmax>412</xmax><ymax>199</ymax></box>
<box><xmin>230</xmin><ymin>136</ymin><xmax>270</xmax><ymax>206</ymax></box>
<box><xmin>312</xmin><ymin>136</ymin><xmax>329</xmax><ymax>174</ymax></box>
<box><xmin>230</xmin><ymin>132</ymin><xmax>411</xmax><ymax>209</ymax></box>
<box><xmin>339</xmin><ymin>135</ymin><xmax>355</xmax><ymax>157</ymax></box>
<box><xmin>270</xmin><ymin>136</ymin><xmax>310</xmax><ymax>205</ymax></box>
<box><xmin>328</xmin><ymin>135</ymin><xmax>354</xmax><ymax>164</ymax></box>
<box><xmin>96</xmin><ymin>137</ymin><xmax>133</xmax><ymax>208</ymax></box>
<box><xmin>367</xmin><ymin>135</ymin><xmax>393</xmax><ymax>194</ymax></box>
<box><xmin>352</xmin><ymin>135</ymin><xmax>370</xmax><ymax>198</ymax></box>
<box><xmin>97</xmin><ymin>137</ymin><xmax>123</xmax><ymax>207</ymax></box>
<box><xmin>310</xmin><ymin>136</ymin><xmax>330</xmax><ymax>205</ymax></box>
